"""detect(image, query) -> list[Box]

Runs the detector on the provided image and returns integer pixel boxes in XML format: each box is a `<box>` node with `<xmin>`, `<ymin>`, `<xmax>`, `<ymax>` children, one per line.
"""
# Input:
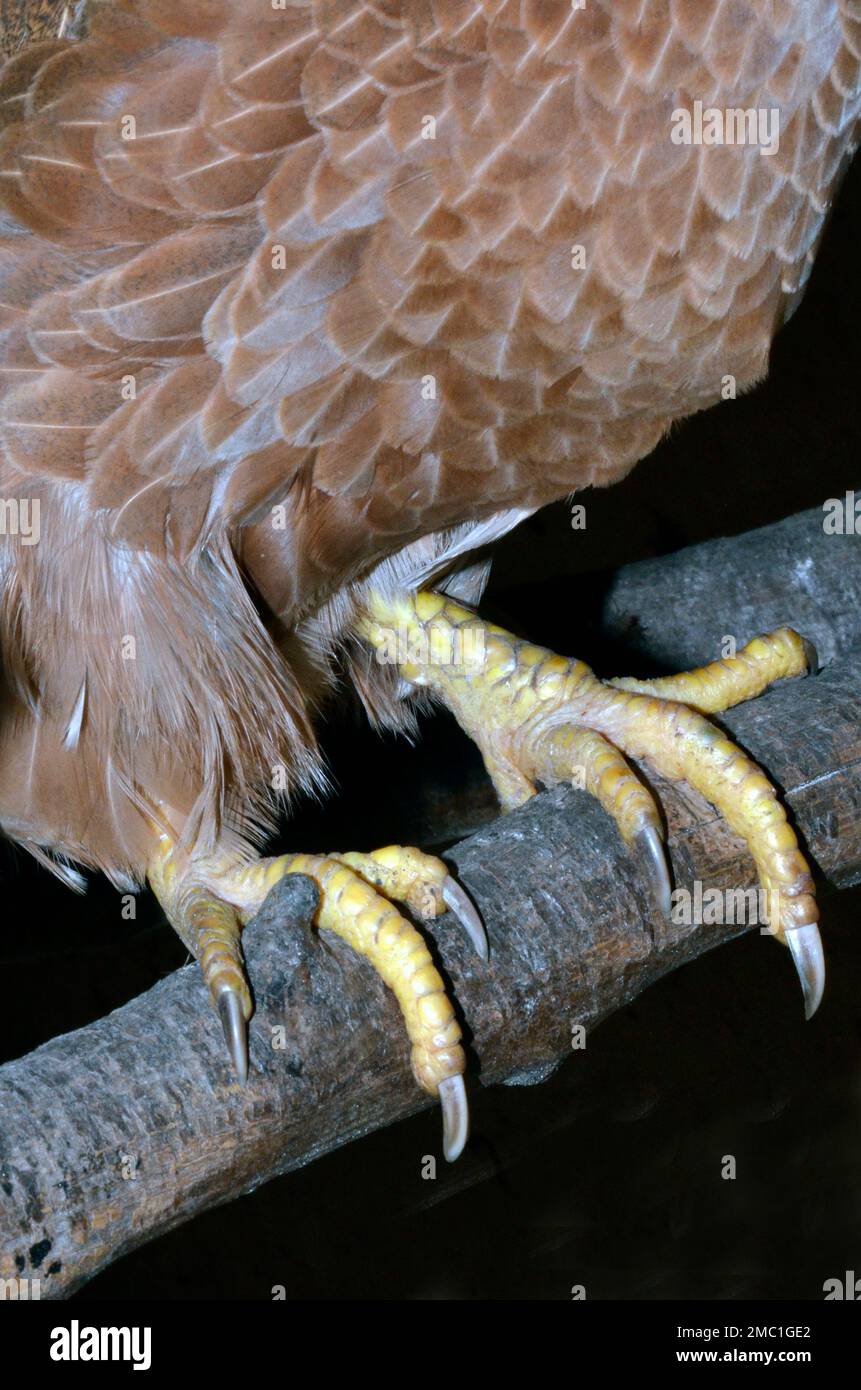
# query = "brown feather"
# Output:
<box><xmin>0</xmin><ymin>0</ymin><xmax>858</xmax><ymax>884</ymax></box>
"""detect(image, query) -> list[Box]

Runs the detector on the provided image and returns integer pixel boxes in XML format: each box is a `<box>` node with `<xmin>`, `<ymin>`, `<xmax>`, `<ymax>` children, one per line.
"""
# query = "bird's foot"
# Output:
<box><xmin>148</xmin><ymin>836</ymin><xmax>482</xmax><ymax>1159</ymax></box>
<box><xmin>360</xmin><ymin>590</ymin><xmax>822</xmax><ymax>1016</ymax></box>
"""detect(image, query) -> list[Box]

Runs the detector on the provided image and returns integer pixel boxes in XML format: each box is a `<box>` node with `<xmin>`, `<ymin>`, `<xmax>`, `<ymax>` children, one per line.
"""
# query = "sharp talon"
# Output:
<box><xmin>801</xmin><ymin>636</ymin><xmax>819</xmax><ymax>675</ymax></box>
<box><xmin>439</xmin><ymin>1074</ymin><xmax>469</xmax><ymax>1162</ymax></box>
<box><xmin>636</xmin><ymin>825</ymin><xmax>672</xmax><ymax>919</ymax></box>
<box><xmin>785</xmin><ymin>923</ymin><xmax>825</xmax><ymax>1020</ymax></box>
<box><xmin>218</xmin><ymin>989</ymin><xmax>249</xmax><ymax>1085</ymax></box>
<box><xmin>442</xmin><ymin>875</ymin><xmax>489</xmax><ymax>959</ymax></box>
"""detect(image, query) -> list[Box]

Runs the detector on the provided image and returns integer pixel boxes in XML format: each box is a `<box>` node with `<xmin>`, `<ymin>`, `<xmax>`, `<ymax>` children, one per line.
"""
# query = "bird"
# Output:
<box><xmin>0</xmin><ymin>0</ymin><xmax>855</xmax><ymax>1160</ymax></box>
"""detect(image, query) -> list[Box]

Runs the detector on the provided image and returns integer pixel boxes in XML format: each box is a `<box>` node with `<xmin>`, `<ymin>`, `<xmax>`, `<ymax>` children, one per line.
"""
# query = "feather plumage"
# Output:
<box><xmin>0</xmin><ymin>0</ymin><xmax>858</xmax><ymax>883</ymax></box>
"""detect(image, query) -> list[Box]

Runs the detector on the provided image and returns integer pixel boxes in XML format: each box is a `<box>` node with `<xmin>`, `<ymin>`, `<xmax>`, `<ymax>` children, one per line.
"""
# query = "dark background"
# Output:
<box><xmin>2</xmin><ymin>154</ymin><xmax>860</xmax><ymax>1302</ymax></box>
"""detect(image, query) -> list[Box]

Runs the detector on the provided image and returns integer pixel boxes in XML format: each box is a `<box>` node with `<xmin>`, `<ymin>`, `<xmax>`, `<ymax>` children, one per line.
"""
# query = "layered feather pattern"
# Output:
<box><xmin>0</xmin><ymin>0</ymin><xmax>858</xmax><ymax>880</ymax></box>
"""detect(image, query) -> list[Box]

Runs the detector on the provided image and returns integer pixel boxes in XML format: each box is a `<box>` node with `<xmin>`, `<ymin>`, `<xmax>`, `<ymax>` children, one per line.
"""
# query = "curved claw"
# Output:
<box><xmin>439</xmin><ymin>1073</ymin><xmax>469</xmax><ymax>1161</ymax></box>
<box><xmin>785</xmin><ymin>923</ymin><xmax>825</xmax><ymax>1020</ymax></box>
<box><xmin>218</xmin><ymin>989</ymin><xmax>249</xmax><ymax>1085</ymax></box>
<box><xmin>801</xmin><ymin>636</ymin><xmax>819</xmax><ymax>675</ymax></box>
<box><xmin>636</xmin><ymin>825</ymin><xmax>672</xmax><ymax>920</ymax></box>
<box><xmin>442</xmin><ymin>876</ymin><xmax>489</xmax><ymax>959</ymax></box>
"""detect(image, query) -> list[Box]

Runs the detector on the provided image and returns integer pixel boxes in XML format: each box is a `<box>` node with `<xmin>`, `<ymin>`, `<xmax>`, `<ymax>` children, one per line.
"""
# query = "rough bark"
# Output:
<box><xmin>1</xmin><ymin>501</ymin><xmax>860</xmax><ymax>1298</ymax></box>
<box><xmin>601</xmin><ymin>498</ymin><xmax>861</xmax><ymax>672</ymax></box>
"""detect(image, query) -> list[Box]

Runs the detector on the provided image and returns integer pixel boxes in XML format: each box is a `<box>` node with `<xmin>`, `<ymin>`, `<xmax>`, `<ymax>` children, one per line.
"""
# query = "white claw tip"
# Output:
<box><xmin>442</xmin><ymin>876</ymin><xmax>489</xmax><ymax>960</ymax></box>
<box><xmin>637</xmin><ymin>825</ymin><xmax>672</xmax><ymax>920</ymax></box>
<box><xmin>439</xmin><ymin>1074</ymin><xmax>469</xmax><ymax>1162</ymax></box>
<box><xmin>785</xmin><ymin>923</ymin><xmax>825</xmax><ymax>1020</ymax></box>
<box><xmin>218</xmin><ymin>989</ymin><xmax>249</xmax><ymax>1085</ymax></box>
<box><xmin>801</xmin><ymin>637</ymin><xmax>819</xmax><ymax>675</ymax></box>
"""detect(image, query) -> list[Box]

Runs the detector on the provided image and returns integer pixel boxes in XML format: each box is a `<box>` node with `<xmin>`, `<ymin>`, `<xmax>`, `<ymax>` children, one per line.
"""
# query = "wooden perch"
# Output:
<box><xmin>2</xmin><ymin>502</ymin><xmax>861</xmax><ymax>1298</ymax></box>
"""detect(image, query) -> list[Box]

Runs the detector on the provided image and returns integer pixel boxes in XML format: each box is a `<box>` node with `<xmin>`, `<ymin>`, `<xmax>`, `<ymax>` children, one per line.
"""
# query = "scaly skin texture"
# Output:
<box><xmin>147</xmin><ymin>825</ymin><xmax>253</xmax><ymax>1026</ymax></box>
<box><xmin>360</xmin><ymin>591</ymin><xmax>817</xmax><ymax>944</ymax></box>
<box><xmin>329</xmin><ymin>846</ymin><xmax>450</xmax><ymax>919</ymax></box>
<box><xmin>608</xmin><ymin>628</ymin><xmax>815</xmax><ymax>715</ymax></box>
<box><xmin>148</xmin><ymin>835</ymin><xmax>465</xmax><ymax>1097</ymax></box>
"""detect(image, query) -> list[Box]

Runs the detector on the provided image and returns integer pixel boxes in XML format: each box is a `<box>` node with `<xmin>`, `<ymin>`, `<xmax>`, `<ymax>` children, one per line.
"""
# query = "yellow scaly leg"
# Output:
<box><xmin>359</xmin><ymin>591</ymin><xmax>823</xmax><ymax>1017</ymax></box>
<box><xmin>148</xmin><ymin>830</ymin><xmax>479</xmax><ymax>1159</ymax></box>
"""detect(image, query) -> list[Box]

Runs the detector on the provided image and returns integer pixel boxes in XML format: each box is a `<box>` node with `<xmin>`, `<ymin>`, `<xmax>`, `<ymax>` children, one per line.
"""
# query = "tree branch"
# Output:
<box><xmin>2</xmin><ymin>502</ymin><xmax>860</xmax><ymax>1298</ymax></box>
